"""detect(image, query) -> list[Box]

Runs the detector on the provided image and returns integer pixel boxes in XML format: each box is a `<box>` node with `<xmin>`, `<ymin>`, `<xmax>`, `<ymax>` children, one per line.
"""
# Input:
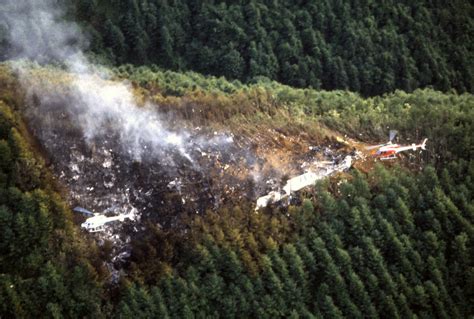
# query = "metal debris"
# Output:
<box><xmin>255</xmin><ymin>155</ymin><xmax>353</xmax><ymax>210</ymax></box>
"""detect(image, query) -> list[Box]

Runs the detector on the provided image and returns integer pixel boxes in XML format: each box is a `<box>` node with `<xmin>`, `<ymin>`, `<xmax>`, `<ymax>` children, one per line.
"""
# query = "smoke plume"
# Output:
<box><xmin>1</xmin><ymin>0</ymin><xmax>229</xmax><ymax>163</ymax></box>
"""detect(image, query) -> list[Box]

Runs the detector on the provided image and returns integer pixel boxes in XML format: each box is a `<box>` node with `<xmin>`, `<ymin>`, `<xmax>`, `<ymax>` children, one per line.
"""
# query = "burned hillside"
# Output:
<box><xmin>16</xmin><ymin>69</ymin><xmax>355</xmax><ymax>235</ymax></box>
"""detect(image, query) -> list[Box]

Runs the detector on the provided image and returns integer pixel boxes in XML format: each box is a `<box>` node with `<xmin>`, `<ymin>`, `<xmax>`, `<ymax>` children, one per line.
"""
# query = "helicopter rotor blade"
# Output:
<box><xmin>389</xmin><ymin>130</ymin><xmax>398</xmax><ymax>142</ymax></box>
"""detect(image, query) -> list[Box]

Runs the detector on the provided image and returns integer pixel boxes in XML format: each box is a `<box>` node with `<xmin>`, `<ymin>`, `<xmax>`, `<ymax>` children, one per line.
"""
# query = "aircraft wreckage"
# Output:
<box><xmin>256</xmin><ymin>155</ymin><xmax>353</xmax><ymax>210</ymax></box>
<box><xmin>76</xmin><ymin>153</ymin><xmax>354</xmax><ymax>231</ymax></box>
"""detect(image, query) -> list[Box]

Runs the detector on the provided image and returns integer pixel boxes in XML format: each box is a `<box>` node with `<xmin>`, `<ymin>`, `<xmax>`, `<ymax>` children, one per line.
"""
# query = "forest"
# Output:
<box><xmin>104</xmin><ymin>66</ymin><xmax>474</xmax><ymax>318</ymax></box>
<box><xmin>59</xmin><ymin>0</ymin><xmax>474</xmax><ymax>96</ymax></box>
<box><xmin>0</xmin><ymin>0</ymin><xmax>472</xmax><ymax>95</ymax></box>
<box><xmin>0</xmin><ymin>63</ymin><xmax>473</xmax><ymax>317</ymax></box>
<box><xmin>0</xmin><ymin>0</ymin><xmax>473</xmax><ymax>317</ymax></box>
<box><xmin>0</xmin><ymin>100</ymin><xmax>105</xmax><ymax>316</ymax></box>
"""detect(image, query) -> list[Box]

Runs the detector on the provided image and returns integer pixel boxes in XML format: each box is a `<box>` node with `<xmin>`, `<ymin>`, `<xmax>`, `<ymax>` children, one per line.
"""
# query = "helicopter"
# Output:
<box><xmin>366</xmin><ymin>130</ymin><xmax>428</xmax><ymax>160</ymax></box>
<box><xmin>76</xmin><ymin>206</ymin><xmax>137</xmax><ymax>232</ymax></box>
<box><xmin>81</xmin><ymin>214</ymin><xmax>131</xmax><ymax>232</ymax></box>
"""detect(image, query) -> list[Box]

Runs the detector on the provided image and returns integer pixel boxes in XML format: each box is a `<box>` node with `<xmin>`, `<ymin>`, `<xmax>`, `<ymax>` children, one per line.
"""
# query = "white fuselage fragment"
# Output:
<box><xmin>283</xmin><ymin>172</ymin><xmax>322</xmax><ymax>194</ymax></box>
<box><xmin>256</xmin><ymin>191</ymin><xmax>285</xmax><ymax>210</ymax></box>
<box><xmin>255</xmin><ymin>155</ymin><xmax>353</xmax><ymax>210</ymax></box>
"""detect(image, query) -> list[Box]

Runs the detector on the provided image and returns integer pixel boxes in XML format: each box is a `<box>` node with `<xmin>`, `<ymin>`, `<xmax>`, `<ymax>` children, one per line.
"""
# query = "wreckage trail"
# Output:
<box><xmin>256</xmin><ymin>154</ymin><xmax>354</xmax><ymax>210</ymax></box>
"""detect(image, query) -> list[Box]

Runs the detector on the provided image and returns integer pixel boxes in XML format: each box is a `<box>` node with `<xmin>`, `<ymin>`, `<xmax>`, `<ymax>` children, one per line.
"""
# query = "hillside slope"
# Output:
<box><xmin>0</xmin><ymin>64</ymin><xmax>473</xmax><ymax>318</ymax></box>
<box><xmin>0</xmin><ymin>102</ymin><xmax>105</xmax><ymax>317</ymax></box>
<box><xmin>54</xmin><ymin>0</ymin><xmax>474</xmax><ymax>95</ymax></box>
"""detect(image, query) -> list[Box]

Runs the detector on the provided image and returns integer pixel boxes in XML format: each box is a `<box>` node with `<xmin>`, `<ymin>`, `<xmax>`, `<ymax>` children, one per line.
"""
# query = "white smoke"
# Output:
<box><xmin>1</xmin><ymin>0</ymin><xmax>86</xmax><ymax>65</ymax></box>
<box><xmin>69</xmin><ymin>73</ymin><xmax>193</xmax><ymax>161</ymax></box>
<box><xmin>1</xmin><ymin>0</ymin><xmax>229</xmax><ymax>163</ymax></box>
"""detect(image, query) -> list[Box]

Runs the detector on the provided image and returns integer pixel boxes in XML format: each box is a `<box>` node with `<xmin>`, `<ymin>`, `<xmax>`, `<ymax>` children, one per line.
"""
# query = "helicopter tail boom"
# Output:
<box><xmin>421</xmin><ymin>138</ymin><xmax>428</xmax><ymax>150</ymax></box>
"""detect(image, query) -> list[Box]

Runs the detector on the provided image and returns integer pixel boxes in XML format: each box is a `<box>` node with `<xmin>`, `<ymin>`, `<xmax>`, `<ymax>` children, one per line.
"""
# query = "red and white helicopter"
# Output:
<box><xmin>366</xmin><ymin>130</ymin><xmax>428</xmax><ymax>160</ymax></box>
